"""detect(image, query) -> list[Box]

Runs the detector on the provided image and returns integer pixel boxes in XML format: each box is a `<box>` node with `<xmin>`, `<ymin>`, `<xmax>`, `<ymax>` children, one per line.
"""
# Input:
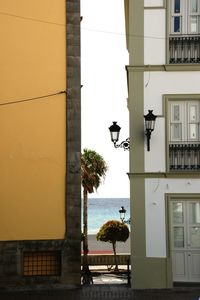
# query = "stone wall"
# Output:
<box><xmin>64</xmin><ymin>0</ymin><xmax>81</xmax><ymax>287</ymax></box>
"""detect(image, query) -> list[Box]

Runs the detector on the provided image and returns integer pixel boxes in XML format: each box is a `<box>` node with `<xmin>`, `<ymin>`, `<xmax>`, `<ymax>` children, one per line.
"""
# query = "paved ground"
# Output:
<box><xmin>92</xmin><ymin>270</ymin><xmax>129</xmax><ymax>285</ymax></box>
<box><xmin>2</xmin><ymin>237</ymin><xmax>200</xmax><ymax>299</ymax></box>
<box><xmin>1</xmin><ymin>285</ymin><xmax>200</xmax><ymax>300</ymax></box>
<box><xmin>1</xmin><ymin>272</ymin><xmax>200</xmax><ymax>300</ymax></box>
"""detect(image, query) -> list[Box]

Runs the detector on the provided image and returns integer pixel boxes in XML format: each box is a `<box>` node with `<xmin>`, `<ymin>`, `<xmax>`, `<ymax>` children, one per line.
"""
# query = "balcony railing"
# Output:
<box><xmin>169</xmin><ymin>36</ymin><xmax>200</xmax><ymax>64</ymax></box>
<box><xmin>169</xmin><ymin>143</ymin><xmax>200</xmax><ymax>170</ymax></box>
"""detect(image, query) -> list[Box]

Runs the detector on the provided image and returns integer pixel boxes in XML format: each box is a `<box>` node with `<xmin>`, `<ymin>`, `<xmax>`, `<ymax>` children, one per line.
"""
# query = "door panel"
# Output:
<box><xmin>189</xmin><ymin>253</ymin><xmax>200</xmax><ymax>279</ymax></box>
<box><xmin>172</xmin><ymin>252</ymin><xmax>187</xmax><ymax>279</ymax></box>
<box><xmin>171</xmin><ymin>200</ymin><xmax>200</xmax><ymax>282</ymax></box>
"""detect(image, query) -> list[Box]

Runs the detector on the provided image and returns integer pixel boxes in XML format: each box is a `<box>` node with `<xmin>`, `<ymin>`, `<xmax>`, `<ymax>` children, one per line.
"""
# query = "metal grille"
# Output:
<box><xmin>23</xmin><ymin>251</ymin><xmax>61</xmax><ymax>276</ymax></box>
<box><xmin>169</xmin><ymin>143</ymin><xmax>200</xmax><ymax>170</ymax></box>
<box><xmin>169</xmin><ymin>36</ymin><xmax>200</xmax><ymax>64</ymax></box>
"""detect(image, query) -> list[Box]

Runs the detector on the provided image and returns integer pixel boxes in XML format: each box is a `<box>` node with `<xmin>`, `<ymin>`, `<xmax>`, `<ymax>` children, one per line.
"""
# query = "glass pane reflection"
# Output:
<box><xmin>174</xmin><ymin>16</ymin><xmax>180</xmax><ymax>32</ymax></box>
<box><xmin>190</xmin><ymin>227</ymin><xmax>200</xmax><ymax>248</ymax></box>
<box><xmin>190</xmin><ymin>16</ymin><xmax>198</xmax><ymax>33</ymax></box>
<box><xmin>189</xmin><ymin>203</ymin><xmax>200</xmax><ymax>224</ymax></box>
<box><xmin>174</xmin><ymin>227</ymin><xmax>184</xmax><ymax>248</ymax></box>
<box><xmin>173</xmin><ymin>202</ymin><xmax>183</xmax><ymax>224</ymax></box>
<box><xmin>191</xmin><ymin>0</ymin><xmax>198</xmax><ymax>13</ymax></box>
<box><xmin>175</xmin><ymin>0</ymin><xmax>180</xmax><ymax>13</ymax></box>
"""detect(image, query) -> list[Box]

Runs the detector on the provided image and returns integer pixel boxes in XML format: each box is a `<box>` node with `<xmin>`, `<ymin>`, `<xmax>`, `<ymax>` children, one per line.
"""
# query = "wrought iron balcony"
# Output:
<box><xmin>169</xmin><ymin>143</ymin><xmax>200</xmax><ymax>171</ymax></box>
<box><xmin>169</xmin><ymin>36</ymin><xmax>200</xmax><ymax>64</ymax></box>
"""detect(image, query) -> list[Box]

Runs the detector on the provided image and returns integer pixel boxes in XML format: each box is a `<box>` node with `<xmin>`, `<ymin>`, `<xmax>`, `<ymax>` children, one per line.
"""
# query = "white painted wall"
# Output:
<box><xmin>144</xmin><ymin>10</ymin><xmax>166</xmax><ymax>65</ymax></box>
<box><xmin>144</xmin><ymin>117</ymin><xmax>165</xmax><ymax>171</ymax></box>
<box><xmin>145</xmin><ymin>178</ymin><xmax>200</xmax><ymax>257</ymax></box>
<box><xmin>144</xmin><ymin>71</ymin><xmax>200</xmax><ymax>172</ymax></box>
<box><xmin>142</xmin><ymin>3</ymin><xmax>200</xmax><ymax>261</ymax></box>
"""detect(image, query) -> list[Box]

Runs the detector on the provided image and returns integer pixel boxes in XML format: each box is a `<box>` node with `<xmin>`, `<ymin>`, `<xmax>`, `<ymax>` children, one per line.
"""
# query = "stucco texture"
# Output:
<box><xmin>0</xmin><ymin>0</ymin><xmax>66</xmax><ymax>240</ymax></box>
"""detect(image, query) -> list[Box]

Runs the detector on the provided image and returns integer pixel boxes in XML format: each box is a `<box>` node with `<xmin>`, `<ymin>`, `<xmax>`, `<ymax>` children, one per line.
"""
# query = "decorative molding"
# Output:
<box><xmin>161</xmin><ymin>93</ymin><xmax>200</xmax><ymax>116</ymax></box>
<box><xmin>126</xmin><ymin>64</ymin><xmax>200</xmax><ymax>72</ymax></box>
<box><xmin>128</xmin><ymin>172</ymin><xmax>200</xmax><ymax>178</ymax></box>
<box><xmin>144</xmin><ymin>7</ymin><xmax>165</xmax><ymax>9</ymax></box>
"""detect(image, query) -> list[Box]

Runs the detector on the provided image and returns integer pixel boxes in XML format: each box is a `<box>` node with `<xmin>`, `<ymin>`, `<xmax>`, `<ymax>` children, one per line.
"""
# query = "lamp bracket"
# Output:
<box><xmin>114</xmin><ymin>138</ymin><xmax>130</xmax><ymax>151</ymax></box>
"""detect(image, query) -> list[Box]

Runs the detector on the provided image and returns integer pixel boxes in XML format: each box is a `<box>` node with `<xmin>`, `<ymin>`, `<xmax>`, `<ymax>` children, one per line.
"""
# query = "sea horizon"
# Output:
<box><xmin>82</xmin><ymin>197</ymin><xmax>130</xmax><ymax>234</ymax></box>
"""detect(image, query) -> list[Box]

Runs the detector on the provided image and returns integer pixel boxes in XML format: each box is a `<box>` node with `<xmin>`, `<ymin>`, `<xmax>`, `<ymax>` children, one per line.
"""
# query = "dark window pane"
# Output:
<box><xmin>174</xmin><ymin>0</ymin><xmax>180</xmax><ymax>13</ymax></box>
<box><xmin>174</xmin><ymin>16</ymin><xmax>180</xmax><ymax>32</ymax></box>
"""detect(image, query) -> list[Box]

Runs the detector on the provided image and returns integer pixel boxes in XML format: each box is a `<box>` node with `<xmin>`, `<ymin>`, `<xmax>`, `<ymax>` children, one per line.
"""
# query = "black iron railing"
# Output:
<box><xmin>169</xmin><ymin>143</ymin><xmax>200</xmax><ymax>170</ymax></box>
<box><xmin>169</xmin><ymin>36</ymin><xmax>200</xmax><ymax>64</ymax></box>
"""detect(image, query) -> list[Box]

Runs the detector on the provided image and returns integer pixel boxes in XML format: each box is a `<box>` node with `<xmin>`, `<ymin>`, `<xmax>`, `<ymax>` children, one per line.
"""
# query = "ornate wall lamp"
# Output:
<box><xmin>109</xmin><ymin>110</ymin><xmax>156</xmax><ymax>152</ymax></box>
<box><xmin>119</xmin><ymin>206</ymin><xmax>126</xmax><ymax>222</ymax></box>
<box><xmin>108</xmin><ymin>122</ymin><xmax>130</xmax><ymax>151</ymax></box>
<box><xmin>119</xmin><ymin>206</ymin><xmax>131</xmax><ymax>224</ymax></box>
<box><xmin>144</xmin><ymin>110</ymin><xmax>157</xmax><ymax>152</ymax></box>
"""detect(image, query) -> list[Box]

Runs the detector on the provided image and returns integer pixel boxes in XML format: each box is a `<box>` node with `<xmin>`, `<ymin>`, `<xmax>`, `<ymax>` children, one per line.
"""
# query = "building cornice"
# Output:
<box><xmin>126</xmin><ymin>64</ymin><xmax>200</xmax><ymax>72</ymax></box>
<box><xmin>127</xmin><ymin>172</ymin><xmax>200</xmax><ymax>178</ymax></box>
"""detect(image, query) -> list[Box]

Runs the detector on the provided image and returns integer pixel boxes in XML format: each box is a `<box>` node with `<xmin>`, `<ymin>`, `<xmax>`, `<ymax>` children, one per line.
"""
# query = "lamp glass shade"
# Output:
<box><xmin>110</xmin><ymin>131</ymin><xmax>120</xmax><ymax>142</ymax></box>
<box><xmin>145</xmin><ymin>120</ymin><xmax>155</xmax><ymax>131</ymax></box>
<box><xmin>109</xmin><ymin>122</ymin><xmax>121</xmax><ymax>142</ymax></box>
<box><xmin>119</xmin><ymin>206</ymin><xmax>126</xmax><ymax>221</ymax></box>
<box><xmin>144</xmin><ymin>110</ymin><xmax>157</xmax><ymax>131</ymax></box>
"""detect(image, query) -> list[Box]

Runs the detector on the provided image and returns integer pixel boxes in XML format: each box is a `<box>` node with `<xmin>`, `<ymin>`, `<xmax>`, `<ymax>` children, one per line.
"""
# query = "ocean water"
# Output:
<box><xmin>82</xmin><ymin>198</ymin><xmax>130</xmax><ymax>234</ymax></box>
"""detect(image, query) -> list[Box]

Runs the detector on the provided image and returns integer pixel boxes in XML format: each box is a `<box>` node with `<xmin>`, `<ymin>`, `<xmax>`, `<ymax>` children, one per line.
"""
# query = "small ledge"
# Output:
<box><xmin>127</xmin><ymin>172</ymin><xmax>200</xmax><ymax>178</ymax></box>
<box><xmin>126</xmin><ymin>64</ymin><xmax>200</xmax><ymax>72</ymax></box>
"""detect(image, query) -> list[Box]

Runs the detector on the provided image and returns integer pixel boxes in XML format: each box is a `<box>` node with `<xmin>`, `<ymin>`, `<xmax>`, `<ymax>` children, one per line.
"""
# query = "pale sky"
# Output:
<box><xmin>81</xmin><ymin>0</ymin><xmax>129</xmax><ymax>198</ymax></box>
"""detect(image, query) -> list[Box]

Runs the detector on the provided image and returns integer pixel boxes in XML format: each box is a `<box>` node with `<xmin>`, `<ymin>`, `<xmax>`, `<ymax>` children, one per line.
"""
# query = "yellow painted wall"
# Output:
<box><xmin>0</xmin><ymin>0</ymin><xmax>66</xmax><ymax>240</ymax></box>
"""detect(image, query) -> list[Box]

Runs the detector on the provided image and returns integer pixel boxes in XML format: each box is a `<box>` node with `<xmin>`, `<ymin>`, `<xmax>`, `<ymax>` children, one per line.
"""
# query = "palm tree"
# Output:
<box><xmin>81</xmin><ymin>148</ymin><xmax>108</xmax><ymax>284</ymax></box>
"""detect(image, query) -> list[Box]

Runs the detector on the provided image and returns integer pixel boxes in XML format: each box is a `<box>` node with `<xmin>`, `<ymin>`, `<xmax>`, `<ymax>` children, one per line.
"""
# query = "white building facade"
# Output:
<box><xmin>125</xmin><ymin>0</ymin><xmax>200</xmax><ymax>288</ymax></box>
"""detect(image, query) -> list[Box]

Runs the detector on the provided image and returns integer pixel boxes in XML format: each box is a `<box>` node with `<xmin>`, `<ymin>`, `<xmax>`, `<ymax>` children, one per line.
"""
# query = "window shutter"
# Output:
<box><xmin>170</xmin><ymin>102</ymin><xmax>184</xmax><ymax>142</ymax></box>
<box><xmin>187</xmin><ymin>102</ymin><xmax>199</xmax><ymax>141</ymax></box>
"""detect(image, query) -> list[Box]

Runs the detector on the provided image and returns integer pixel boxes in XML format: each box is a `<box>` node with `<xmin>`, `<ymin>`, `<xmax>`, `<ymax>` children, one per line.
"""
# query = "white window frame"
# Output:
<box><xmin>170</xmin><ymin>0</ymin><xmax>200</xmax><ymax>35</ymax></box>
<box><xmin>169</xmin><ymin>100</ymin><xmax>200</xmax><ymax>143</ymax></box>
<box><xmin>171</xmin><ymin>0</ymin><xmax>183</xmax><ymax>34</ymax></box>
<box><xmin>187</xmin><ymin>101</ymin><xmax>200</xmax><ymax>141</ymax></box>
<box><xmin>188</xmin><ymin>0</ymin><xmax>200</xmax><ymax>34</ymax></box>
<box><xmin>170</xmin><ymin>102</ymin><xmax>184</xmax><ymax>141</ymax></box>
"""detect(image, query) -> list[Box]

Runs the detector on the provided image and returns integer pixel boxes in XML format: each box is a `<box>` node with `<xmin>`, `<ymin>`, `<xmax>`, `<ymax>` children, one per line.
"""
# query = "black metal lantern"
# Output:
<box><xmin>109</xmin><ymin>121</ymin><xmax>121</xmax><ymax>143</ymax></box>
<box><xmin>119</xmin><ymin>206</ymin><xmax>126</xmax><ymax>223</ymax></box>
<box><xmin>144</xmin><ymin>110</ymin><xmax>157</xmax><ymax>151</ymax></box>
<box><xmin>109</xmin><ymin>122</ymin><xmax>130</xmax><ymax>151</ymax></box>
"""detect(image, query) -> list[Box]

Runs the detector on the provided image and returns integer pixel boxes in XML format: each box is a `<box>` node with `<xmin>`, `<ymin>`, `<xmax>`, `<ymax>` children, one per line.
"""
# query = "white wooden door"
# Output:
<box><xmin>170</xmin><ymin>200</ymin><xmax>200</xmax><ymax>282</ymax></box>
